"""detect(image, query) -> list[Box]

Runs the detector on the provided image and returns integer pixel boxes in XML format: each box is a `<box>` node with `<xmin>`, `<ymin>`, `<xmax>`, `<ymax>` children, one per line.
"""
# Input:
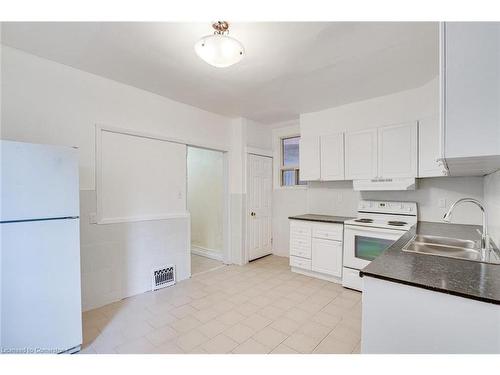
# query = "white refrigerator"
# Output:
<box><xmin>1</xmin><ymin>140</ymin><xmax>82</xmax><ymax>354</ymax></box>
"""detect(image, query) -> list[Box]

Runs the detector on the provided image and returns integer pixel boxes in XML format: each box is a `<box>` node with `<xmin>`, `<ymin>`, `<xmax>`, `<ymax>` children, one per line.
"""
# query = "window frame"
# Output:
<box><xmin>280</xmin><ymin>135</ymin><xmax>304</xmax><ymax>187</ymax></box>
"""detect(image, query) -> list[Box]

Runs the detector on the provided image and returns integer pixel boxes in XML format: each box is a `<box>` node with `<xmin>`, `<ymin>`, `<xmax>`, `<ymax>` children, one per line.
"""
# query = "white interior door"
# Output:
<box><xmin>247</xmin><ymin>154</ymin><xmax>273</xmax><ymax>261</ymax></box>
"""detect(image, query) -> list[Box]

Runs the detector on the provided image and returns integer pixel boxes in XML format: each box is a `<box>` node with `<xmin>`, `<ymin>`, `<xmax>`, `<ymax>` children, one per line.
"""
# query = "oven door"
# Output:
<box><xmin>344</xmin><ymin>225</ymin><xmax>405</xmax><ymax>269</ymax></box>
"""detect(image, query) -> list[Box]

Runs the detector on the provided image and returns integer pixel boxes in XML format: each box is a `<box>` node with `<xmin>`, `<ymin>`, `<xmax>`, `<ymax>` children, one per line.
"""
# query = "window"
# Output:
<box><xmin>280</xmin><ymin>136</ymin><xmax>306</xmax><ymax>186</ymax></box>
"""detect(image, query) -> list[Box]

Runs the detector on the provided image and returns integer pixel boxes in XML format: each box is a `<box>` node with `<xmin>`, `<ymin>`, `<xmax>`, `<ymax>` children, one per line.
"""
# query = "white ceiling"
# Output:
<box><xmin>1</xmin><ymin>22</ymin><xmax>439</xmax><ymax>124</ymax></box>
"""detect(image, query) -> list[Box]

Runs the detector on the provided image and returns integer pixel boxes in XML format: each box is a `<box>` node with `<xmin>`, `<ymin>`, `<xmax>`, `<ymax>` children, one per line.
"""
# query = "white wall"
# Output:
<box><xmin>187</xmin><ymin>147</ymin><xmax>224</xmax><ymax>254</ymax></box>
<box><xmin>1</xmin><ymin>46</ymin><xmax>239</xmax><ymax>311</ymax></box>
<box><xmin>484</xmin><ymin>170</ymin><xmax>500</xmax><ymax>248</ymax></box>
<box><xmin>300</xmin><ymin>77</ymin><xmax>439</xmax><ymax>136</ymax></box>
<box><xmin>2</xmin><ymin>47</ymin><xmax>233</xmax><ymax>190</ymax></box>
<box><xmin>272</xmin><ymin>80</ymin><xmax>485</xmax><ymax>257</ymax></box>
<box><xmin>246</xmin><ymin>118</ymin><xmax>273</xmax><ymax>151</ymax></box>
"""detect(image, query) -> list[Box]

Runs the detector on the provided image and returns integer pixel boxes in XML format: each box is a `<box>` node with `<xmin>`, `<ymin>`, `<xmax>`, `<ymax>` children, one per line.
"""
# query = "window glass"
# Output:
<box><xmin>282</xmin><ymin>170</ymin><xmax>296</xmax><ymax>186</ymax></box>
<box><xmin>282</xmin><ymin>137</ymin><xmax>300</xmax><ymax>167</ymax></box>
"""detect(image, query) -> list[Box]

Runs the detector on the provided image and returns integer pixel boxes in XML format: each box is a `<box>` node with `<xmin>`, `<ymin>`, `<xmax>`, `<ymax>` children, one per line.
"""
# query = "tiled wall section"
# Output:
<box><xmin>484</xmin><ymin>170</ymin><xmax>500</xmax><ymax>247</ymax></box>
<box><xmin>79</xmin><ymin>190</ymin><xmax>190</xmax><ymax>311</ymax></box>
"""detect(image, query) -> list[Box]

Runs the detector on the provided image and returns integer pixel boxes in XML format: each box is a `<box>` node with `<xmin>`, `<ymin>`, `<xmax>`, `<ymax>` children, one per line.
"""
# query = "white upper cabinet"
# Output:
<box><xmin>299</xmin><ymin>135</ymin><xmax>321</xmax><ymax>181</ymax></box>
<box><xmin>418</xmin><ymin>116</ymin><xmax>447</xmax><ymax>177</ymax></box>
<box><xmin>345</xmin><ymin>128</ymin><xmax>378</xmax><ymax>180</ymax></box>
<box><xmin>378</xmin><ymin>122</ymin><xmax>417</xmax><ymax>178</ymax></box>
<box><xmin>442</xmin><ymin>22</ymin><xmax>500</xmax><ymax>175</ymax></box>
<box><xmin>320</xmin><ymin>133</ymin><xmax>345</xmax><ymax>181</ymax></box>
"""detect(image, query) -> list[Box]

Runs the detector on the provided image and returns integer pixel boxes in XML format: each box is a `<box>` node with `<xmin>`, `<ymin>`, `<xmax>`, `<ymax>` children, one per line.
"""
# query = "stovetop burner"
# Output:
<box><xmin>355</xmin><ymin>218</ymin><xmax>373</xmax><ymax>223</ymax></box>
<box><xmin>387</xmin><ymin>221</ymin><xmax>408</xmax><ymax>226</ymax></box>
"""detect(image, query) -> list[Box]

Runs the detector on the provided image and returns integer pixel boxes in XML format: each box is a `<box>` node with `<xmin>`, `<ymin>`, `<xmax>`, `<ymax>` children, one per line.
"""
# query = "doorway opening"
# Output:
<box><xmin>187</xmin><ymin>146</ymin><xmax>226</xmax><ymax>275</ymax></box>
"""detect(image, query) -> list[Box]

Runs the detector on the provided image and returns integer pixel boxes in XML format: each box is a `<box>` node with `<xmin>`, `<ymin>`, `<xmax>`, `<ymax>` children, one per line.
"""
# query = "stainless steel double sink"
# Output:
<box><xmin>402</xmin><ymin>234</ymin><xmax>500</xmax><ymax>265</ymax></box>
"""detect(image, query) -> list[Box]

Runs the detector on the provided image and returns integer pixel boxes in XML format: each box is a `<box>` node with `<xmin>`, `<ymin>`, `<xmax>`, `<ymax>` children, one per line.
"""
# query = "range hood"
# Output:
<box><xmin>353</xmin><ymin>178</ymin><xmax>416</xmax><ymax>191</ymax></box>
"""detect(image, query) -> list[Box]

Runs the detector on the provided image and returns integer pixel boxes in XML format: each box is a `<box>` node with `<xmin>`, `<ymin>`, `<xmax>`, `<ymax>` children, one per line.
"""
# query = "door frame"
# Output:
<box><xmin>186</xmin><ymin>145</ymin><xmax>231</xmax><ymax>267</ymax></box>
<box><xmin>245</xmin><ymin>149</ymin><xmax>273</xmax><ymax>263</ymax></box>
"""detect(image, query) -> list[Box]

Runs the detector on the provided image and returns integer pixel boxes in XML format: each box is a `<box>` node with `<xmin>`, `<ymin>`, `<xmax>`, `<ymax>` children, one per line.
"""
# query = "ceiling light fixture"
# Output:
<box><xmin>194</xmin><ymin>21</ymin><xmax>245</xmax><ymax>68</ymax></box>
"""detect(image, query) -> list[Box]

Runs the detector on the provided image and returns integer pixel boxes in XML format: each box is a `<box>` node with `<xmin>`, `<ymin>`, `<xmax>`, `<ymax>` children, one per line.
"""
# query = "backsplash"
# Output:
<box><xmin>484</xmin><ymin>170</ymin><xmax>500</xmax><ymax>247</ymax></box>
<box><xmin>307</xmin><ymin>176</ymin><xmax>484</xmax><ymax>225</ymax></box>
<box><xmin>273</xmin><ymin>176</ymin><xmax>485</xmax><ymax>257</ymax></box>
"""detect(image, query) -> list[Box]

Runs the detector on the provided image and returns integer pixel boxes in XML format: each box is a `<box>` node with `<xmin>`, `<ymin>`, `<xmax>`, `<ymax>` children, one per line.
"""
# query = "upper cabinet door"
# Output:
<box><xmin>345</xmin><ymin>129</ymin><xmax>378</xmax><ymax>180</ymax></box>
<box><xmin>320</xmin><ymin>133</ymin><xmax>345</xmax><ymax>181</ymax></box>
<box><xmin>378</xmin><ymin>122</ymin><xmax>417</xmax><ymax>178</ymax></box>
<box><xmin>418</xmin><ymin>116</ymin><xmax>447</xmax><ymax>177</ymax></box>
<box><xmin>299</xmin><ymin>135</ymin><xmax>321</xmax><ymax>181</ymax></box>
<box><xmin>444</xmin><ymin>22</ymin><xmax>500</xmax><ymax>159</ymax></box>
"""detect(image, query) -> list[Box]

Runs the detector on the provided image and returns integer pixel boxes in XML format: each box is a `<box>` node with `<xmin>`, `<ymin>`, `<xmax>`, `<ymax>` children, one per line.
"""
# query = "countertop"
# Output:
<box><xmin>288</xmin><ymin>214</ymin><xmax>354</xmax><ymax>224</ymax></box>
<box><xmin>360</xmin><ymin>221</ymin><xmax>500</xmax><ymax>305</ymax></box>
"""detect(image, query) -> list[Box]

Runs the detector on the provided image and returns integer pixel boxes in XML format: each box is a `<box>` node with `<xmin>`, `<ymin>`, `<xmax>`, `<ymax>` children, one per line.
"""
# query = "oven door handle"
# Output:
<box><xmin>344</xmin><ymin>224</ymin><xmax>407</xmax><ymax>236</ymax></box>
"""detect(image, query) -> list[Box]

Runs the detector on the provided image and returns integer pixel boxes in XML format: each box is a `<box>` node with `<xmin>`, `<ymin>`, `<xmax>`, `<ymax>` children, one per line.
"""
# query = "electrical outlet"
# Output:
<box><xmin>438</xmin><ymin>198</ymin><xmax>447</xmax><ymax>209</ymax></box>
<box><xmin>89</xmin><ymin>213</ymin><xmax>97</xmax><ymax>224</ymax></box>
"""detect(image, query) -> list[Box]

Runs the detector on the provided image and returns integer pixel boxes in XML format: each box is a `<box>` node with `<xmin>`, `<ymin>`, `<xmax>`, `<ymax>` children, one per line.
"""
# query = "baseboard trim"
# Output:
<box><xmin>291</xmin><ymin>267</ymin><xmax>343</xmax><ymax>284</ymax></box>
<box><xmin>191</xmin><ymin>245</ymin><xmax>223</xmax><ymax>261</ymax></box>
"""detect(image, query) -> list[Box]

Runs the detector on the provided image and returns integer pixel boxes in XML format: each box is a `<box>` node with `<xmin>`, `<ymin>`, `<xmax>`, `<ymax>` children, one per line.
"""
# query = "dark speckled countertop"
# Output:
<box><xmin>360</xmin><ymin>221</ymin><xmax>500</xmax><ymax>305</ymax></box>
<box><xmin>288</xmin><ymin>214</ymin><xmax>354</xmax><ymax>224</ymax></box>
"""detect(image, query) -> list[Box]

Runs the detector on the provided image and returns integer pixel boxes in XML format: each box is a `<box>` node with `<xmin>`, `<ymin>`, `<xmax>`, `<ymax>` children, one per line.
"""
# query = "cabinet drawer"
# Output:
<box><xmin>290</xmin><ymin>237</ymin><xmax>310</xmax><ymax>249</ymax></box>
<box><xmin>290</xmin><ymin>232</ymin><xmax>311</xmax><ymax>242</ymax></box>
<box><xmin>290</xmin><ymin>256</ymin><xmax>312</xmax><ymax>270</ymax></box>
<box><xmin>312</xmin><ymin>223</ymin><xmax>343</xmax><ymax>241</ymax></box>
<box><xmin>290</xmin><ymin>222</ymin><xmax>312</xmax><ymax>237</ymax></box>
<box><xmin>290</xmin><ymin>244</ymin><xmax>311</xmax><ymax>259</ymax></box>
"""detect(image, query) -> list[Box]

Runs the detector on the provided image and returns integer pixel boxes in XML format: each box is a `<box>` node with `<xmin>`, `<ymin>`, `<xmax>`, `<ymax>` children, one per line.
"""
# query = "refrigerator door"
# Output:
<box><xmin>1</xmin><ymin>140</ymin><xmax>80</xmax><ymax>222</ymax></box>
<box><xmin>1</xmin><ymin>218</ymin><xmax>82</xmax><ymax>353</ymax></box>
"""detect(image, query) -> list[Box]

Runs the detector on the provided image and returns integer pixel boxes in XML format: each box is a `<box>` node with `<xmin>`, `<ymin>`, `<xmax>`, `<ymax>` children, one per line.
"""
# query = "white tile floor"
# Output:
<box><xmin>191</xmin><ymin>253</ymin><xmax>224</xmax><ymax>275</ymax></box>
<box><xmin>80</xmin><ymin>255</ymin><xmax>362</xmax><ymax>354</ymax></box>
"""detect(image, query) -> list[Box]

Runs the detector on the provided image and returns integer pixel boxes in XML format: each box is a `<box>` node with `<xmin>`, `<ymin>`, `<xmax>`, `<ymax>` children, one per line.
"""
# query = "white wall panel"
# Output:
<box><xmin>98</xmin><ymin>129</ymin><xmax>187</xmax><ymax>223</ymax></box>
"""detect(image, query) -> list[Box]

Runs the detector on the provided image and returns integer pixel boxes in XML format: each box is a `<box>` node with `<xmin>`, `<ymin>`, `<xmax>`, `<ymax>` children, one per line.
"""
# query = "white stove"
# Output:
<box><xmin>342</xmin><ymin>200</ymin><xmax>417</xmax><ymax>291</ymax></box>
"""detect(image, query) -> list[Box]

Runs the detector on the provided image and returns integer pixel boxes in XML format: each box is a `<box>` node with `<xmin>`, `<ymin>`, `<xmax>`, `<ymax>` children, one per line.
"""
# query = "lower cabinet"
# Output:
<box><xmin>311</xmin><ymin>238</ymin><xmax>343</xmax><ymax>278</ymax></box>
<box><xmin>289</xmin><ymin>256</ymin><xmax>312</xmax><ymax>270</ymax></box>
<box><xmin>289</xmin><ymin>219</ymin><xmax>344</xmax><ymax>282</ymax></box>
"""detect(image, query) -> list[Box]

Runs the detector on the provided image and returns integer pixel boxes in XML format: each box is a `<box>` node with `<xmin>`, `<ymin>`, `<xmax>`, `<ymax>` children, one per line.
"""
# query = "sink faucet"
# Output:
<box><xmin>443</xmin><ymin>198</ymin><xmax>490</xmax><ymax>259</ymax></box>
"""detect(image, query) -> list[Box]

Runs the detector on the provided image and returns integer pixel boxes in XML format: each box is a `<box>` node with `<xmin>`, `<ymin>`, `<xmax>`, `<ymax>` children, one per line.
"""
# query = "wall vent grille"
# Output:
<box><xmin>152</xmin><ymin>265</ymin><xmax>176</xmax><ymax>291</ymax></box>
